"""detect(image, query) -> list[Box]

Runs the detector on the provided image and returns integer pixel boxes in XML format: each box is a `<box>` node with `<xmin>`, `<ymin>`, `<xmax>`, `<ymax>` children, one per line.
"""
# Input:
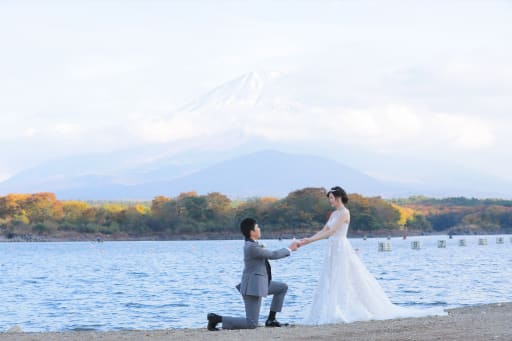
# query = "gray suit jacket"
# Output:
<box><xmin>237</xmin><ymin>240</ymin><xmax>290</xmax><ymax>297</ymax></box>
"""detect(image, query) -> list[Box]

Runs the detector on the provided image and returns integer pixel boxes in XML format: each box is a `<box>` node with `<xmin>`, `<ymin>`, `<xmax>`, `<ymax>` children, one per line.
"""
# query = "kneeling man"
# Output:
<box><xmin>207</xmin><ymin>218</ymin><xmax>299</xmax><ymax>330</ymax></box>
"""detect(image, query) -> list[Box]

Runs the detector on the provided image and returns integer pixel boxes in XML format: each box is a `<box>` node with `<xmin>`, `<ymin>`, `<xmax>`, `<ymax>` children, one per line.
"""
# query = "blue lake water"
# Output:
<box><xmin>1</xmin><ymin>235</ymin><xmax>511</xmax><ymax>332</ymax></box>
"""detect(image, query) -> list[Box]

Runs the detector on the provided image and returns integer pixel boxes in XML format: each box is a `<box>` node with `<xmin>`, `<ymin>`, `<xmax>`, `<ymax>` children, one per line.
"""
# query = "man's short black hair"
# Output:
<box><xmin>240</xmin><ymin>218</ymin><xmax>257</xmax><ymax>239</ymax></box>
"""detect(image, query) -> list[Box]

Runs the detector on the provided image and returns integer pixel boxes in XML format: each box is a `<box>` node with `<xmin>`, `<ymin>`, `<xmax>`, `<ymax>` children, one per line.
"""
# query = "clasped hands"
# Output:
<box><xmin>288</xmin><ymin>238</ymin><xmax>312</xmax><ymax>251</ymax></box>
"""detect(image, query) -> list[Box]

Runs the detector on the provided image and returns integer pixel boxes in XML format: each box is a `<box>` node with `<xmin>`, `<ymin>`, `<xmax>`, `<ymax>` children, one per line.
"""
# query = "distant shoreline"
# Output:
<box><xmin>1</xmin><ymin>229</ymin><xmax>510</xmax><ymax>243</ymax></box>
<box><xmin>2</xmin><ymin>302</ymin><xmax>511</xmax><ymax>340</ymax></box>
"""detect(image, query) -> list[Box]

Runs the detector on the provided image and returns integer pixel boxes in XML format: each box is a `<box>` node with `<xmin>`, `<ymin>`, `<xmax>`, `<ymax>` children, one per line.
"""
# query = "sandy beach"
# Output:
<box><xmin>2</xmin><ymin>302</ymin><xmax>511</xmax><ymax>341</ymax></box>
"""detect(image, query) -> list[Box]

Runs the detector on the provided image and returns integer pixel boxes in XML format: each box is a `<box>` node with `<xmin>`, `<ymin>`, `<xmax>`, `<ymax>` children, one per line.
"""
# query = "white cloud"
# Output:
<box><xmin>124</xmin><ymin>97</ymin><xmax>497</xmax><ymax>160</ymax></box>
<box><xmin>340</xmin><ymin>109</ymin><xmax>381</xmax><ymax>138</ymax></box>
<box><xmin>133</xmin><ymin>117</ymin><xmax>200</xmax><ymax>144</ymax></box>
<box><xmin>67</xmin><ymin>57</ymin><xmax>149</xmax><ymax>81</ymax></box>
<box><xmin>430</xmin><ymin>114</ymin><xmax>495</xmax><ymax>150</ymax></box>
<box><xmin>323</xmin><ymin>106</ymin><xmax>496</xmax><ymax>154</ymax></box>
<box><xmin>50</xmin><ymin>123</ymin><xmax>84</xmax><ymax>136</ymax></box>
<box><xmin>23</xmin><ymin>128</ymin><xmax>38</xmax><ymax>138</ymax></box>
<box><xmin>7</xmin><ymin>122</ymin><xmax>85</xmax><ymax>140</ymax></box>
<box><xmin>0</xmin><ymin>172</ymin><xmax>10</xmax><ymax>182</ymax></box>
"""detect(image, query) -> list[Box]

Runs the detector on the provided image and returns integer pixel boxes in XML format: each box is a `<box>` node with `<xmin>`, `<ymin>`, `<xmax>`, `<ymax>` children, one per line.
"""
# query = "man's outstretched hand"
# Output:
<box><xmin>288</xmin><ymin>240</ymin><xmax>300</xmax><ymax>251</ymax></box>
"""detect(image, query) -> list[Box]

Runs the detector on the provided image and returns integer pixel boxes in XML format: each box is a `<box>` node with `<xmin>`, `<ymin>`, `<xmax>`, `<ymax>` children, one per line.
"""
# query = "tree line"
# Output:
<box><xmin>1</xmin><ymin>190</ymin><xmax>511</xmax><ymax>239</ymax></box>
<box><xmin>392</xmin><ymin>196</ymin><xmax>512</xmax><ymax>234</ymax></box>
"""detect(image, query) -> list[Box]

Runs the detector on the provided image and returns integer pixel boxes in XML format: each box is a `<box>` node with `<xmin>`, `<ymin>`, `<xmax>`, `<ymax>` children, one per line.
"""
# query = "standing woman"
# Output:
<box><xmin>300</xmin><ymin>186</ymin><xmax>445</xmax><ymax>325</ymax></box>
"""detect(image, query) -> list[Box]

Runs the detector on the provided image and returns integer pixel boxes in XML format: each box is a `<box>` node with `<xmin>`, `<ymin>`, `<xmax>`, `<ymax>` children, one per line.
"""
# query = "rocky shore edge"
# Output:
<box><xmin>2</xmin><ymin>302</ymin><xmax>511</xmax><ymax>341</ymax></box>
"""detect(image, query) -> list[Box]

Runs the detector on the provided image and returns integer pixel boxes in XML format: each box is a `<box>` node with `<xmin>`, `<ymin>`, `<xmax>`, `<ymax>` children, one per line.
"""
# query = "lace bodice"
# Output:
<box><xmin>326</xmin><ymin>209</ymin><xmax>350</xmax><ymax>239</ymax></box>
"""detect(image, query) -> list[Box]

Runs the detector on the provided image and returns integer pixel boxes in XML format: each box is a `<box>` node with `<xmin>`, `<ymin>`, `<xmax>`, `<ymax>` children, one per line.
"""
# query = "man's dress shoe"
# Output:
<box><xmin>265</xmin><ymin>319</ymin><xmax>289</xmax><ymax>327</ymax></box>
<box><xmin>207</xmin><ymin>313</ymin><xmax>222</xmax><ymax>331</ymax></box>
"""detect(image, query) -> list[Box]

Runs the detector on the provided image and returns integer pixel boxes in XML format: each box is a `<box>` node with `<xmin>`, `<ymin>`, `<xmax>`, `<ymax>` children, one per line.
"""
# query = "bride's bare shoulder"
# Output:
<box><xmin>341</xmin><ymin>208</ymin><xmax>350</xmax><ymax>222</ymax></box>
<box><xmin>332</xmin><ymin>208</ymin><xmax>349</xmax><ymax>219</ymax></box>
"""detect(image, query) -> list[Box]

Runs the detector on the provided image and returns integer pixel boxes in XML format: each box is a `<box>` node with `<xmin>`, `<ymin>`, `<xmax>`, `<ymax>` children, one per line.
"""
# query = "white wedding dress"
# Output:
<box><xmin>303</xmin><ymin>209</ymin><xmax>446</xmax><ymax>325</ymax></box>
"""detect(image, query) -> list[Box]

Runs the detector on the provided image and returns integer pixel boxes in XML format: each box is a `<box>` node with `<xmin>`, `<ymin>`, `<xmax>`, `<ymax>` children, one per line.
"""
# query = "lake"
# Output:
<box><xmin>1</xmin><ymin>235</ymin><xmax>511</xmax><ymax>332</ymax></box>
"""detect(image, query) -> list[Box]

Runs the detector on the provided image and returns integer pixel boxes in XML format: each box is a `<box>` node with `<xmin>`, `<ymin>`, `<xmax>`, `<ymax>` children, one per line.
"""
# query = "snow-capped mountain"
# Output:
<box><xmin>1</xmin><ymin>71</ymin><xmax>511</xmax><ymax>200</ymax></box>
<box><xmin>180</xmin><ymin>71</ymin><xmax>286</xmax><ymax>112</ymax></box>
<box><xmin>166</xmin><ymin>71</ymin><xmax>304</xmax><ymax>136</ymax></box>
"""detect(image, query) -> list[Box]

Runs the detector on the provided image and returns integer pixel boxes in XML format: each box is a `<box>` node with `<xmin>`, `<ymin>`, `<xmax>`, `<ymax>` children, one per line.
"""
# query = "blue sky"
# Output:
<box><xmin>1</xmin><ymin>1</ymin><xmax>511</xmax><ymax>191</ymax></box>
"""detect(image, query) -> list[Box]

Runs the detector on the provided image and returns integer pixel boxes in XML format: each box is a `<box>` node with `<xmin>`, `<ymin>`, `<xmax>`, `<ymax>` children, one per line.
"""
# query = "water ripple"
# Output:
<box><xmin>1</xmin><ymin>236</ymin><xmax>511</xmax><ymax>332</ymax></box>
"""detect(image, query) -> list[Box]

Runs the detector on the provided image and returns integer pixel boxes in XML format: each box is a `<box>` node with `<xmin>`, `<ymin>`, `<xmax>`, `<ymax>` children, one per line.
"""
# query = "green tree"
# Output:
<box><xmin>405</xmin><ymin>214</ymin><xmax>432</xmax><ymax>231</ymax></box>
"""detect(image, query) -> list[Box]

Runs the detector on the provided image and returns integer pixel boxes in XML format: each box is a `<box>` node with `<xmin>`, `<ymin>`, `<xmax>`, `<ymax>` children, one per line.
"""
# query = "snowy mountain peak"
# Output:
<box><xmin>240</xmin><ymin>70</ymin><xmax>282</xmax><ymax>84</ymax></box>
<box><xmin>181</xmin><ymin>71</ymin><xmax>283</xmax><ymax>112</ymax></box>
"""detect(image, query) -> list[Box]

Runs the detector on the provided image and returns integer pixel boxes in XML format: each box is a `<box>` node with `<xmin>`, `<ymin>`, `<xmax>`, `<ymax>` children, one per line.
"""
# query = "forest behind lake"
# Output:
<box><xmin>2</xmin><ymin>188</ymin><xmax>512</xmax><ymax>241</ymax></box>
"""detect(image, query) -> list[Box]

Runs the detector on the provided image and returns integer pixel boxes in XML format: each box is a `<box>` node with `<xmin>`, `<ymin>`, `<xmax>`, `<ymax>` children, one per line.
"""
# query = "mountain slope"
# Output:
<box><xmin>0</xmin><ymin>150</ymin><xmax>394</xmax><ymax>200</ymax></box>
<box><xmin>127</xmin><ymin>150</ymin><xmax>391</xmax><ymax>199</ymax></box>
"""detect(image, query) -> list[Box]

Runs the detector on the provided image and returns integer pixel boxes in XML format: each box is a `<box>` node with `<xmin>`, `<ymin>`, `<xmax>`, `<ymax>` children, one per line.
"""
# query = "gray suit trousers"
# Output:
<box><xmin>221</xmin><ymin>281</ymin><xmax>288</xmax><ymax>329</ymax></box>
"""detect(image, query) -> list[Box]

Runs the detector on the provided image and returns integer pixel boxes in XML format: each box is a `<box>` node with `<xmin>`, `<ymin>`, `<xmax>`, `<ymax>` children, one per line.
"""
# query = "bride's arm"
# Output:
<box><xmin>299</xmin><ymin>226</ymin><xmax>327</xmax><ymax>247</ymax></box>
<box><xmin>301</xmin><ymin>211</ymin><xmax>349</xmax><ymax>246</ymax></box>
<box><xmin>301</xmin><ymin>212</ymin><xmax>332</xmax><ymax>243</ymax></box>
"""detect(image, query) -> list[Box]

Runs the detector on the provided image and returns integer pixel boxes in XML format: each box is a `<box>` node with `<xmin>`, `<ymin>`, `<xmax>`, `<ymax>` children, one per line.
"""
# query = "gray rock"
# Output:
<box><xmin>6</xmin><ymin>325</ymin><xmax>23</xmax><ymax>333</ymax></box>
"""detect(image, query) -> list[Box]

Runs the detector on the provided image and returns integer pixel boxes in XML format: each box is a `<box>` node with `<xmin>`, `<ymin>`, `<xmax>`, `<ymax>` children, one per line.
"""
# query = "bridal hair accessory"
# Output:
<box><xmin>328</xmin><ymin>186</ymin><xmax>343</xmax><ymax>196</ymax></box>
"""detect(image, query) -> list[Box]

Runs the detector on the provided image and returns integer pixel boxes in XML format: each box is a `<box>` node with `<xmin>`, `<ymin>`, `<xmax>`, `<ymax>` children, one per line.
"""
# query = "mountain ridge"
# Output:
<box><xmin>0</xmin><ymin>150</ymin><xmax>393</xmax><ymax>200</ymax></box>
